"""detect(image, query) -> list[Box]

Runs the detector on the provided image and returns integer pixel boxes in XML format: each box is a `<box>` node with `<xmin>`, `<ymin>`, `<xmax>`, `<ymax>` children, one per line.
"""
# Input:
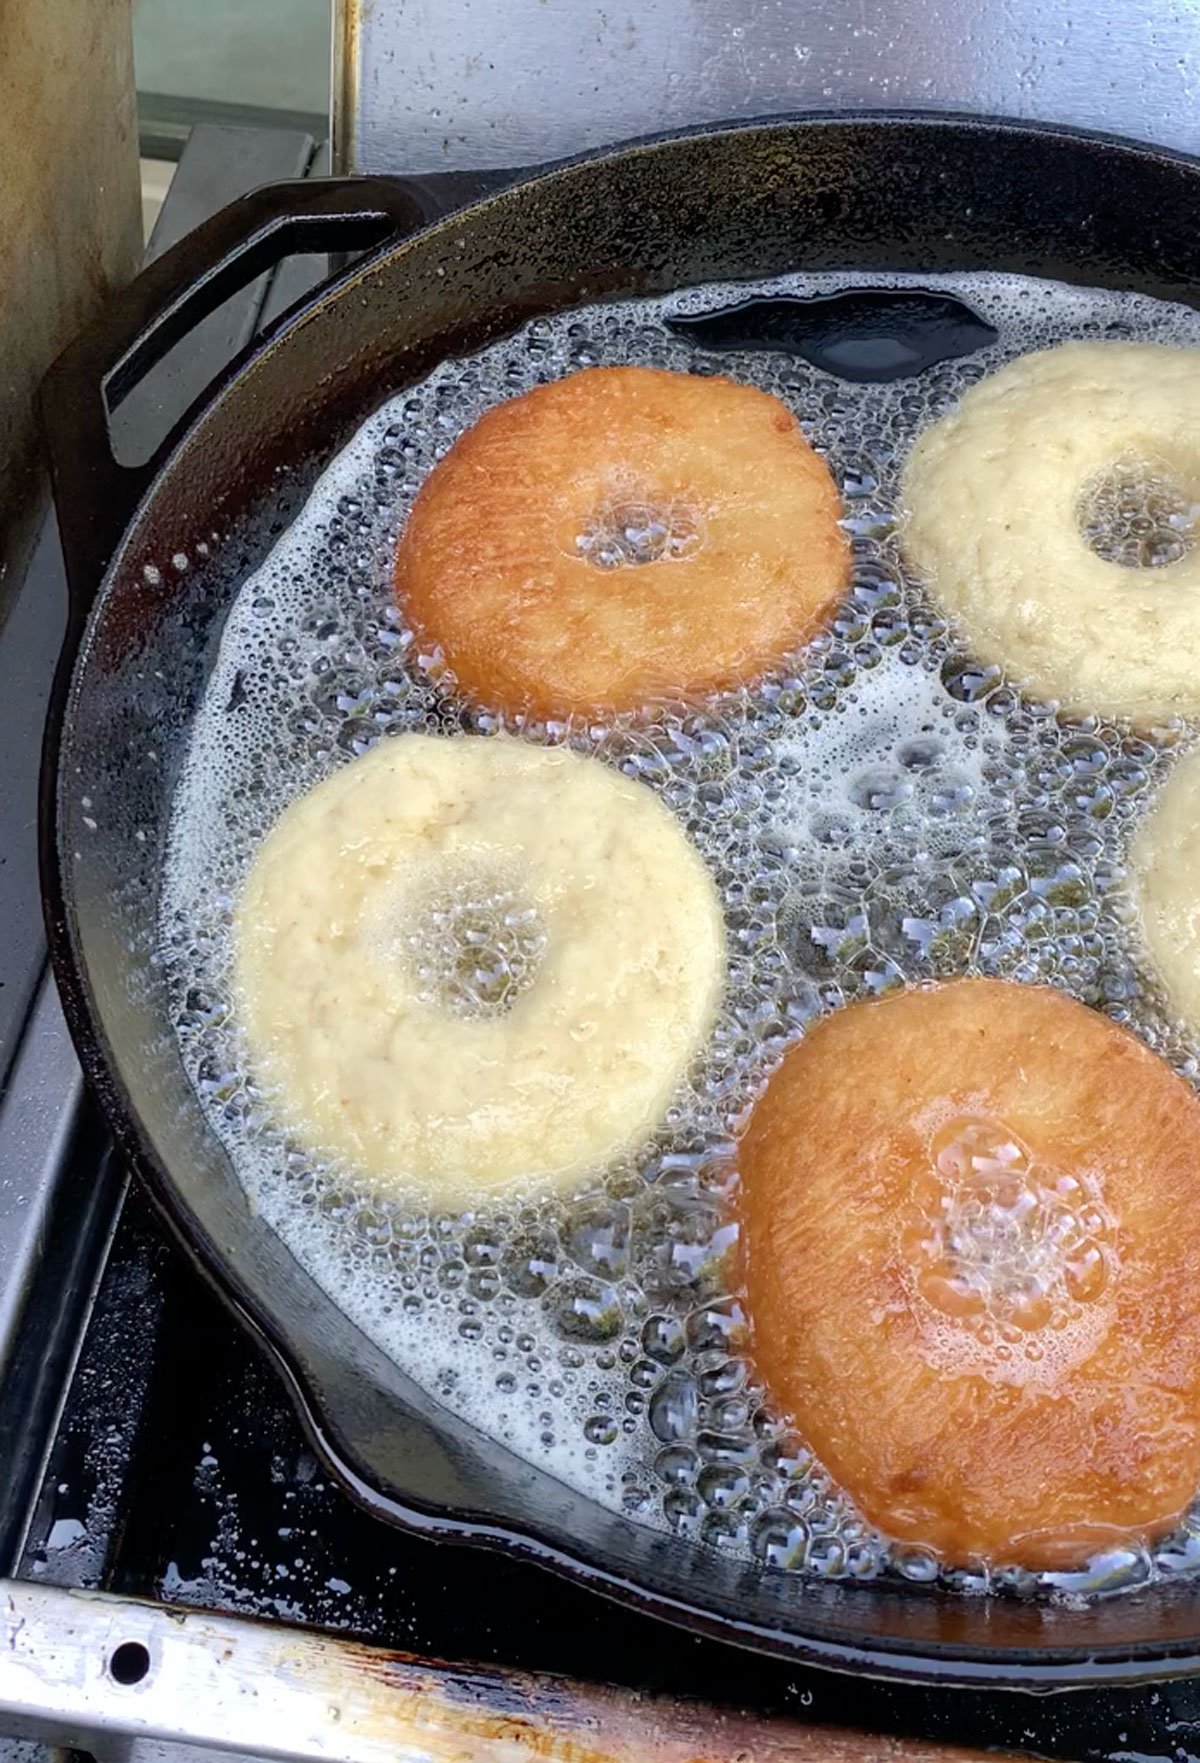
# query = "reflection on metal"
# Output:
<box><xmin>0</xmin><ymin>981</ymin><xmax>85</xmax><ymax>1370</ymax></box>
<box><xmin>0</xmin><ymin>970</ymin><xmax>125</xmax><ymax>1576</ymax></box>
<box><xmin>333</xmin><ymin>0</ymin><xmax>1200</xmax><ymax>174</ymax></box>
<box><xmin>137</xmin><ymin>94</ymin><xmax>329</xmax><ymax>166</ymax></box>
<box><xmin>0</xmin><ymin>1579</ymin><xmax>996</xmax><ymax>1763</ymax></box>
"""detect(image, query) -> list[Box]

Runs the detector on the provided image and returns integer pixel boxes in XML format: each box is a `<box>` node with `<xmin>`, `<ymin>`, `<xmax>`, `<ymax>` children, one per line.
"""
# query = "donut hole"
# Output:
<box><xmin>574</xmin><ymin>496</ymin><xmax>703</xmax><ymax>569</ymax></box>
<box><xmin>904</xmin><ymin>1115</ymin><xmax>1118</xmax><ymax>1343</ymax></box>
<box><xmin>406</xmin><ymin>877</ymin><xmax>546</xmax><ymax>1020</ymax></box>
<box><xmin>1078</xmin><ymin>454</ymin><xmax>1200</xmax><ymax>570</ymax></box>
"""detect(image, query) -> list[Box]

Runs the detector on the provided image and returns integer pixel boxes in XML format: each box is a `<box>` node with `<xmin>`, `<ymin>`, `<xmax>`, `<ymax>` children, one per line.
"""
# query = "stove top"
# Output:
<box><xmin>6</xmin><ymin>120</ymin><xmax>1200</xmax><ymax>1763</ymax></box>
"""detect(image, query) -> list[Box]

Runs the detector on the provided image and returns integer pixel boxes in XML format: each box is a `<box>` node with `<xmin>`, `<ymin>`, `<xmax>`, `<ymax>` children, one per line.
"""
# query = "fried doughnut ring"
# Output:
<box><xmin>395</xmin><ymin>366</ymin><xmax>849</xmax><ymax>719</ymax></box>
<box><xmin>738</xmin><ymin>978</ymin><xmax>1200</xmax><ymax>1568</ymax></box>
<box><xmin>1132</xmin><ymin>745</ymin><xmax>1200</xmax><ymax>1039</ymax></box>
<box><xmin>900</xmin><ymin>342</ymin><xmax>1200</xmax><ymax>725</ymax></box>
<box><xmin>234</xmin><ymin>733</ymin><xmax>725</xmax><ymax>1207</ymax></box>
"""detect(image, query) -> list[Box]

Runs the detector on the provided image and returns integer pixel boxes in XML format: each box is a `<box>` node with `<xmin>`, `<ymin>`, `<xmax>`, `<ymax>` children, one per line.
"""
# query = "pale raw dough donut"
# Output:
<box><xmin>900</xmin><ymin>341</ymin><xmax>1200</xmax><ymax>724</ymax></box>
<box><xmin>1131</xmin><ymin>745</ymin><xmax>1200</xmax><ymax>1036</ymax></box>
<box><xmin>233</xmin><ymin>734</ymin><xmax>725</xmax><ymax>1206</ymax></box>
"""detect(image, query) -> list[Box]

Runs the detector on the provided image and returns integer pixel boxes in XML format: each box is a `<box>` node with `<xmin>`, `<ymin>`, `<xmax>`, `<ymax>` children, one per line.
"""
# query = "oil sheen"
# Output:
<box><xmin>159</xmin><ymin>270</ymin><xmax>1200</xmax><ymax>1601</ymax></box>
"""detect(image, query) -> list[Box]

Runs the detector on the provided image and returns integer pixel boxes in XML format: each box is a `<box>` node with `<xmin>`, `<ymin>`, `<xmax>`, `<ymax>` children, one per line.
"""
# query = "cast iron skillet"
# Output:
<box><xmin>37</xmin><ymin>114</ymin><xmax>1200</xmax><ymax>1688</ymax></box>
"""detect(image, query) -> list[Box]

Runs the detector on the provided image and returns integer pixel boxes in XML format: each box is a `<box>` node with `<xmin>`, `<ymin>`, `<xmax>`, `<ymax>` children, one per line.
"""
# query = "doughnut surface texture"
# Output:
<box><xmin>234</xmin><ymin>734</ymin><xmax>725</xmax><ymax>1206</ymax></box>
<box><xmin>901</xmin><ymin>342</ymin><xmax>1200</xmax><ymax>724</ymax></box>
<box><xmin>738</xmin><ymin>978</ymin><xmax>1200</xmax><ymax>1568</ymax></box>
<box><xmin>1132</xmin><ymin>746</ymin><xmax>1200</xmax><ymax>1038</ymax></box>
<box><xmin>395</xmin><ymin>365</ymin><xmax>849</xmax><ymax>718</ymax></box>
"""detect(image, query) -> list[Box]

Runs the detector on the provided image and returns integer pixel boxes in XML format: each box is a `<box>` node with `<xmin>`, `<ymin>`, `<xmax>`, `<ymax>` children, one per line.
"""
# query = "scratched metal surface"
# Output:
<box><xmin>0</xmin><ymin>1578</ymin><xmax>1025</xmax><ymax>1763</ymax></box>
<box><xmin>334</xmin><ymin>0</ymin><xmax>1200</xmax><ymax>173</ymax></box>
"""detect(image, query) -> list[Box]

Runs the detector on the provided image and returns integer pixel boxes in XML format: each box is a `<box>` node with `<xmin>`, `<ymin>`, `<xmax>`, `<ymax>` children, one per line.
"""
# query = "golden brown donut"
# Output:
<box><xmin>395</xmin><ymin>366</ymin><xmax>849</xmax><ymax>719</ymax></box>
<box><xmin>737</xmin><ymin>978</ymin><xmax>1200</xmax><ymax>1569</ymax></box>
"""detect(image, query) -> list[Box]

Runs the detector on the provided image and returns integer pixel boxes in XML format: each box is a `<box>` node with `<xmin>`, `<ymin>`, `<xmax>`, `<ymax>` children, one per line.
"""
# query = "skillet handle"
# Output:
<box><xmin>39</xmin><ymin>176</ymin><xmax>436</xmax><ymax>612</ymax></box>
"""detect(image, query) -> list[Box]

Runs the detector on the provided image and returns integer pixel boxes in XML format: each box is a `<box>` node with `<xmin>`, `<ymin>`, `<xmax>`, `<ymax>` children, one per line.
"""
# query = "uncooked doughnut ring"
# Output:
<box><xmin>900</xmin><ymin>342</ymin><xmax>1200</xmax><ymax>725</ymax></box>
<box><xmin>234</xmin><ymin>733</ymin><xmax>725</xmax><ymax>1207</ymax></box>
<box><xmin>737</xmin><ymin>978</ymin><xmax>1200</xmax><ymax>1568</ymax></box>
<box><xmin>395</xmin><ymin>365</ymin><xmax>850</xmax><ymax>719</ymax></box>
<box><xmin>1132</xmin><ymin>745</ymin><xmax>1200</xmax><ymax>1039</ymax></box>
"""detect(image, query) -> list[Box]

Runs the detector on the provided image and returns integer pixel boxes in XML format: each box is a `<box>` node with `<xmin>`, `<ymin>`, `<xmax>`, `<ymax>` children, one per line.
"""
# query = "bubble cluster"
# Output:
<box><xmin>575</xmin><ymin>498</ymin><xmax>703</xmax><ymax>569</ymax></box>
<box><xmin>921</xmin><ymin>1118</ymin><xmax>1114</xmax><ymax>1320</ymax></box>
<box><xmin>158</xmin><ymin>268</ymin><xmax>1200</xmax><ymax>1602</ymax></box>
<box><xmin>1079</xmin><ymin>454</ymin><xmax>1200</xmax><ymax>571</ymax></box>
<box><xmin>900</xmin><ymin>1114</ymin><xmax>1119</xmax><ymax>1388</ymax></box>
<box><xmin>402</xmin><ymin>878</ymin><xmax>546</xmax><ymax>1020</ymax></box>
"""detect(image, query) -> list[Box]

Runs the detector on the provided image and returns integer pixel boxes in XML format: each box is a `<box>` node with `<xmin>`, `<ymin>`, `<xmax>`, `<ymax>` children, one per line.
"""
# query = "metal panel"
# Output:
<box><xmin>0</xmin><ymin>983</ymin><xmax>87</xmax><ymax>1373</ymax></box>
<box><xmin>0</xmin><ymin>1578</ymin><xmax>999</xmax><ymax>1763</ymax></box>
<box><xmin>334</xmin><ymin>0</ymin><xmax>1200</xmax><ymax>174</ymax></box>
<box><xmin>109</xmin><ymin>124</ymin><xmax>316</xmax><ymax>467</ymax></box>
<box><xmin>0</xmin><ymin>521</ymin><xmax>70</xmax><ymax>1081</ymax></box>
<box><xmin>0</xmin><ymin>978</ymin><xmax>124</xmax><ymax>1578</ymax></box>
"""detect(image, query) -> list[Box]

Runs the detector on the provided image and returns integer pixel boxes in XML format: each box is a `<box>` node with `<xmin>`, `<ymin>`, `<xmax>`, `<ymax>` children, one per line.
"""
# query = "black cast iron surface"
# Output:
<box><xmin>37</xmin><ymin>114</ymin><xmax>1200</xmax><ymax>1688</ymax></box>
